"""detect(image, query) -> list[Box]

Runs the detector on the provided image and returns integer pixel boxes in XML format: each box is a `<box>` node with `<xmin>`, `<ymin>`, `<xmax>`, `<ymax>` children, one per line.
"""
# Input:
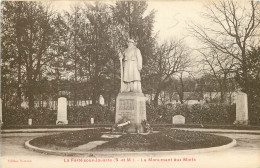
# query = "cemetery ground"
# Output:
<box><xmin>1</xmin><ymin>128</ymin><xmax>260</xmax><ymax>168</ymax></box>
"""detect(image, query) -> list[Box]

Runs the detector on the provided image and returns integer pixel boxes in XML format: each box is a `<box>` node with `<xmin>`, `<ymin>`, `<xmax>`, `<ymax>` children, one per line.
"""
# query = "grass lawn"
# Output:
<box><xmin>29</xmin><ymin>128</ymin><xmax>232</xmax><ymax>152</ymax></box>
<box><xmin>29</xmin><ymin>128</ymin><xmax>108</xmax><ymax>150</ymax></box>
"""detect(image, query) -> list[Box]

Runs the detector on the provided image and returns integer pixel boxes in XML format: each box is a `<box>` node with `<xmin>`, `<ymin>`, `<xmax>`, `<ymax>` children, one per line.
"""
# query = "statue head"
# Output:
<box><xmin>236</xmin><ymin>87</ymin><xmax>243</xmax><ymax>93</ymax></box>
<box><xmin>127</xmin><ymin>39</ymin><xmax>136</xmax><ymax>47</ymax></box>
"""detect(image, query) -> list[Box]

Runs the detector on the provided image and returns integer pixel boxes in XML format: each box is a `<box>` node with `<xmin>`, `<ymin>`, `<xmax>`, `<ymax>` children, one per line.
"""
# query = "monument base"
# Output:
<box><xmin>115</xmin><ymin>92</ymin><xmax>147</xmax><ymax>133</ymax></box>
<box><xmin>233</xmin><ymin>120</ymin><xmax>249</xmax><ymax>125</ymax></box>
<box><xmin>56</xmin><ymin>120</ymin><xmax>68</xmax><ymax>125</ymax></box>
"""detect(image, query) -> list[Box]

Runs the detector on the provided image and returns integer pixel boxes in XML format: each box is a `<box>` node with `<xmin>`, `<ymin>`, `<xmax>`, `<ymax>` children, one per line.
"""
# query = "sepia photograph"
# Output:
<box><xmin>1</xmin><ymin>0</ymin><xmax>260</xmax><ymax>168</ymax></box>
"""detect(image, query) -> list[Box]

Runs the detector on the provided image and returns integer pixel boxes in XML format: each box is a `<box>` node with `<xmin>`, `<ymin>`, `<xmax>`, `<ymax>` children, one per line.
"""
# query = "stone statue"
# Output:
<box><xmin>119</xmin><ymin>39</ymin><xmax>142</xmax><ymax>93</ymax></box>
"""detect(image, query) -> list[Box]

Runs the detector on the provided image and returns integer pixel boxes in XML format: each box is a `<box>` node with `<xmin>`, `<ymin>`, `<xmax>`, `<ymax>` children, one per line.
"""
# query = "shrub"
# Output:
<box><xmin>146</xmin><ymin>103</ymin><xmax>236</xmax><ymax>125</ymax></box>
<box><xmin>67</xmin><ymin>105</ymin><xmax>115</xmax><ymax>125</ymax></box>
<box><xmin>3</xmin><ymin>104</ymin><xmax>114</xmax><ymax>126</ymax></box>
<box><xmin>2</xmin><ymin>103</ymin><xmax>235</xmax><ymax>126</ymax></box>
<box><xmin>31</xmin><ymin>108</ymin><xmax>56</xmax><ymax>125</ymax></box>
<box><xmin>146</xmin><ymin>104</ymin><xmax>166</xmax><ymax>123</ymax></box>
<box><xmin>2</xmin><ymin>107</ymin><xmax>56</xmax><ymax>126</ymax></box>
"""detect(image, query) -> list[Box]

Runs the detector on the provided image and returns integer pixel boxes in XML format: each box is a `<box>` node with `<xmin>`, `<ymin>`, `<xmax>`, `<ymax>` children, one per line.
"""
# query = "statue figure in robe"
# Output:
<box><xmin>119</xmin><ymin>39</ymin><xmax>142</xmax><ymax>93</ymax></box>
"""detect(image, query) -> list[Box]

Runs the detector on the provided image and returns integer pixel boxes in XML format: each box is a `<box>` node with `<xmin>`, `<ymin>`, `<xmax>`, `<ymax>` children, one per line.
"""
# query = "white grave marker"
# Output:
<box><xmin>56</xmin><ymin>97</ymin><xmax>68</xmax><ymax>125</ymax></box>
<box><xmin>99</xmin><ymin>95</ymin><xmax>105</xmax><ymax>105</ymax></box>
<box><xmin>172</xmin><ymin>115</ymin><xmax>185</xmax><ymax>124</ymax></box>
<box><xmin>28</xmin><ymin>118</ymin><xmax>32</xmax><ymax>125</ymax></box>
<box><xmin>91</xmin><ymin>118</ymin><xmax>94</xmax><ymax>124</ymax></box>
<box><xmin>234</xmin><ymin>91</ymin><xmax>248</xmax><ymax>125</ymax></box>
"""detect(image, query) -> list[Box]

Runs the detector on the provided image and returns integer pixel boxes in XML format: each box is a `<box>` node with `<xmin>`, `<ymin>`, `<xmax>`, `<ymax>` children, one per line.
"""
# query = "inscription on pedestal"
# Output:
<box><xmin>116</xmin><ymin>93</ymin><xmax>147</xmax><ymax>133</ymax></box>
<box><xmin>139</xmin><ymin>101</ymin><xmax>145</xmax><ymax>114</ymax></box>
<box><xmin>118</xmin><ymin>111</ymin><xmax>135</xmax><ymax>122</ymax></box>
<box><xmin>118</xmin><ymin>111</ymin><xmax>132</xmax><ymax>116</ymax></box>
<box><xmin>139</xmin><ymin>100</ymin><xmax>146</xmax><ymax>120</ymax></box>
<box><xmin>118</xmin><ymin>111</ymin><xmax>134</xmax><ymax>119</ymax></box>
<box><xmin>119</xmin><ymin>99</ymin><xmax>134</xmax><ymax>110</ymax></box>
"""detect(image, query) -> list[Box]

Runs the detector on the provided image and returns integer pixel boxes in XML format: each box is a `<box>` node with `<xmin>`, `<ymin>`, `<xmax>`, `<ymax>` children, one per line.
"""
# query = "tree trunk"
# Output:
<box><xmin>154</xmin><ymin>91</ymin><xmax>160</xmax><ymax>106</ymax></box>
<box><xmin>16</xmin><ymin>4</ymin><xmax>22</xmax><ymax>110</ymax></box>
<box><xmin>92</xmin><ymin>88</ymin><xmax>99</xmax><ymax>105</ymax></box>
<box><xmin>127</xmin><ymin>1</ymin><xmax>132</xmax><ymax>38</ymax></box>
<box><xmin>74</xmin><ymin>69</ymin><xmax>77</xmax><ymax>106</ymax></box>
<box><xmin>73</xmin><ymin>44</ymin><xmax>77</xmax><ymax>106</ymax></box>
<box><xmin>28</xmin><ymin>91</ymin><xmax>34</xmax><ymax>109</ymax></box>
<box><xmin>179</xmin><ymin>74</ymin><xmax>184</xmax><ymax>104</ymax></box>
<box><xmin>179</xmin><ymin>92</ymin><xmax>184</xmax><ymax>104</ymax></box>
<box><xmin>154</xmin><ymin>76</ymin><xmax>171</xmax><ymax>106</ymax></box>
<box><xmin>27</xmin><ymin>69</ymin><xmax>34</xmax><ymax>109</ymax></box>
<box><xmin>92</xmin><ymin>73</ymin><xmax>101</xmax><ymax>105</ymax></box>
<box><xmin>219</xmin><ymin>83</ymin><xmax>224</xmax><ymax>103</ymax></box>
<box><xmin>17</xmin><ymin>60</ymin><xmax>22</xmax><ymax>109</ymax></box>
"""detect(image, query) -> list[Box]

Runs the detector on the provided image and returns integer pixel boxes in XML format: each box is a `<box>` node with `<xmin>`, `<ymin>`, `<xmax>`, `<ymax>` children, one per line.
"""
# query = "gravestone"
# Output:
<box><xmin>91</xmin><ymin>118</ymin><xmax>94</xmax><ymax>124</ymax></box>
<box><xmin>234</xmin><ymin>91</ymin><xmax>248</xmax><ymax>125</ymax></box>
<box><xmin>99</xmin><ymin>95</ymin><xmax>105</xmax><ymax>105</ymax></box>
<box><xmin>56</xmin><ymin>97</ymin><xmax>68</xmax><ymax>125</ymax></box>
<box><xmin>115</xmin><ymin>92</ymin><xmax>147</xmax><ymax>133</ymax></box>
<box><xmin>28</xmin><ymin>119</ymin><xmax>32</xmax><ymax>125</ymax></box>
<box><xmin>172</xmin><ymin>115</ymin><xmax>185</xmax><ymax>124</ymax></box>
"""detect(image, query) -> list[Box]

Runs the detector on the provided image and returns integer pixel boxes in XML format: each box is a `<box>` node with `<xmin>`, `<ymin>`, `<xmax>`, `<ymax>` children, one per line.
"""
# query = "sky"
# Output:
<box><xmin>147</xmin><ymin>1</ymin><xmax>204</xmax><ymax>45</ymax></box>
<box><xmin>51</xmin><ymin>0</ymin><xmax>205</xmax><ymax>47</ymax></box>
<box><xmin>50</xmin><ymin>0</ymin><xmax>208</xmax><ymax>76</ymax></box>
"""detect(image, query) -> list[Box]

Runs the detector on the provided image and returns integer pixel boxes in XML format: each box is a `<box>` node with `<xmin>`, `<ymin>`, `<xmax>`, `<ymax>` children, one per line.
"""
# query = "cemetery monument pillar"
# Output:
<box><xmin>234</xmin><ymin>90</ymin><xmax>248</xmax><ymax>125</ymax></box>
<box><xmin>56</xmin><ymin>91</ymin><xmax>68</xmax><ymax>125</ymax></box>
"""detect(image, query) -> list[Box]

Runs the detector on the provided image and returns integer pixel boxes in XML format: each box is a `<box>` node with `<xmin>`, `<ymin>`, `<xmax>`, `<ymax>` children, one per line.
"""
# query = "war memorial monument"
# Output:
<box><xmin>115</xmin><ymin>39</ymin><xmax>147</xmax><ymax>133</ymax></box>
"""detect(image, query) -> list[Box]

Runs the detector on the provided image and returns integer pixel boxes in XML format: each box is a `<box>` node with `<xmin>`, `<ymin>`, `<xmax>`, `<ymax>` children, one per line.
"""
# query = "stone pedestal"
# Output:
<box><xmin>234</xmin><ymin>91</ymin><xmax>248</xmax><ymax>125</ymax></box>
<box><xmin>115</xmin><ymin>92</ymin><xmax>146</xmax><ymax>133</ymax></box>
<box><xmin>56</xmin><ymin>97</ymin><xmax>68</xmax><ymax>125</ymax></box>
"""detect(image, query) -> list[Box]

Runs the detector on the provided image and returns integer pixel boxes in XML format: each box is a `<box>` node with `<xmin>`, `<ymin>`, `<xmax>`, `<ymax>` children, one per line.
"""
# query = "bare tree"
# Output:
<box><xmin>148</xmin><ymin>39</ymin><xmax>191</xmax><ymax>106</ymax></box>
<box><xmin>190</xmin><ymin>0</ymin><xmax>260</xmax><ymax>122</ymax></box>
<box><xmin>190</xmin><ymin>0</ymin><xmax>260</xmax><ymax>93</ymax></box>
<box><xmin>199</xmin><ymin>48</ymin><xmax>235</xmax><ymax>103</ymax></box>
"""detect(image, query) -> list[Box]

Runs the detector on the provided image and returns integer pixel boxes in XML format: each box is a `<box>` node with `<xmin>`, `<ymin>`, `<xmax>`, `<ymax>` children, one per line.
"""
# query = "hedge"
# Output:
<box><xmin>2</xmin><ymin>107</ymin><xmax>56</xmax><ymax>126</ymax></box>
<box><xmin>67</xmin><ymin>105</ymin><xmax>115</xmax><ymax>125</ymax></box>
<box><xmin>2</xmin><ymin>105</ymin><xmax>114</xmax><ymax>126</ymax></box>
<box><xmin>2</xmin><ymin>103</ymin><xmax>235</xmax><ymax>126</ymax></box>
<box><xmin>146</xmin><ymin>103</ymin><xmax>236</xmax><ymax>125</ymax></box>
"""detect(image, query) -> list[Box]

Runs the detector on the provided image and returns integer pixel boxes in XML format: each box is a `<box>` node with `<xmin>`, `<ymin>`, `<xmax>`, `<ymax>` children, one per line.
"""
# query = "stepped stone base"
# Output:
<box><xmin>115</xmin><ymin>92</ymin><xmax>147</xmax><ymax>133</ymax></box>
